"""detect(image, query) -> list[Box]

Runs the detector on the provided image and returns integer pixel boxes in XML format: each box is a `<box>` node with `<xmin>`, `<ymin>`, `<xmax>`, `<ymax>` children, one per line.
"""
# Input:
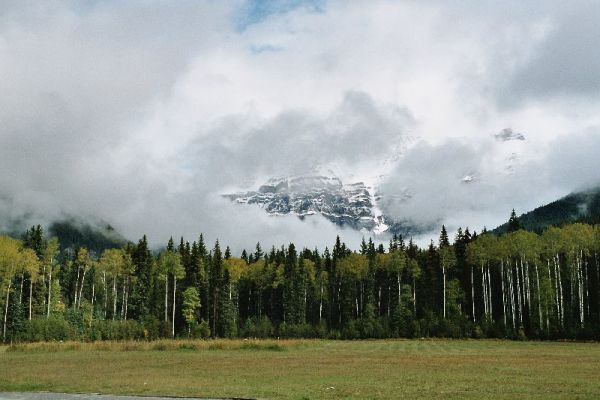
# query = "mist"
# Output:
<box><xmin>1</xmin><ymin>0</ymin><xmax>600</xmax><ymax>252</ymax></box>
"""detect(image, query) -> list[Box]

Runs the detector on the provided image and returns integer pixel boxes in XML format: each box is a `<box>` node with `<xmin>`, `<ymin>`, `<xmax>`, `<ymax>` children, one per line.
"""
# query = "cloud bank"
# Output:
<box><xmin>1</xmin><ymin>0</ymin><xmax>600</xmax><ymax>250</ymax></box>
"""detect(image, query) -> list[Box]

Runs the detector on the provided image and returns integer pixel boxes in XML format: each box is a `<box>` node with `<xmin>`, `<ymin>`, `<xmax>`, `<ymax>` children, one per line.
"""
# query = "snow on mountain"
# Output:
<box><xmin>224</xmin><ymin>175</ymin><xmax>391</xmax><ymax>234</ymax></box>
<box><xmin>494</xmin><ymin>128</ymin><xmax>526</xmax><ymax>142</ymax></box>
<box><xmin>224</xmin><ymin>128</ymin><xmax>532</xmax><ymax>236</ymax></box>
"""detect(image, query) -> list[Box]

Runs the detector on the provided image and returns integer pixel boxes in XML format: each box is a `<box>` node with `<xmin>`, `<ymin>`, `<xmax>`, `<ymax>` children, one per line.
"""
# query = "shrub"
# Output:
<box><xmin>20</xmin><ymin>316</ymin><xmax>72</xmax><ymax>342</ymax></box>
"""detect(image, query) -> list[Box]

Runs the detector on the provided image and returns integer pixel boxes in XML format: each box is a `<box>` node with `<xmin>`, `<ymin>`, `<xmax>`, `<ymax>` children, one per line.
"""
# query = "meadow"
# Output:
<box><xmin>0</xmin><ymin>339</ymin><xmax>599</xmax><ymax>400</ymax></box>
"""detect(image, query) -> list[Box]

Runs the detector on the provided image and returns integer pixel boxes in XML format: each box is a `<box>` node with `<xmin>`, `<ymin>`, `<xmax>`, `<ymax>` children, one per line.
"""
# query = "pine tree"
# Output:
<box><xmin>360</xmin><ymin>238</ymin><xmax>368</xmax><ymax>255</ymax></box>
<box><xmin>254</xmin><ymin>242</ymin><xmax>263</xmax><ymax>261</ymax></box>
<box><xmin>508</xmin><ymin>209</ymin><xmax>523</xmax><ymax>232</ymax></box>
<box><xmin>439</xmin><ymin>225</ymin><xmax>450</xmax><ymax>248</ymax></box>
<box><xmin>129</xmin><ymin>236</ymin><xmax>153</xmax><ymax>320</ymax></box>
<box><xmin>209</xmin><ymin>241</ymin><xmax>223</xmax><ymax>337</ymax></box>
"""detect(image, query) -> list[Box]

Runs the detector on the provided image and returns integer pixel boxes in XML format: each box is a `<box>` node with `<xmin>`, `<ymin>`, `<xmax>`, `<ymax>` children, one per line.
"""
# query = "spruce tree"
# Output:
<box><xmin>439</xmin><ymin>225</ymin><xmax>450</xmax><ymax>248</ymax></box>
<box><xmin>508</xmin><ymin>209</ymin><xmax>522</xmax><ymax>232</ymax></box>
<box><xmin>209</xmin><ymin>241</ymin><xmax>223</xmax><ymax>337</ymax></box>
<box><xmin>254</xmin><ymin>242</ymin><xmax>263</xmax><ymax>261</ymax></box>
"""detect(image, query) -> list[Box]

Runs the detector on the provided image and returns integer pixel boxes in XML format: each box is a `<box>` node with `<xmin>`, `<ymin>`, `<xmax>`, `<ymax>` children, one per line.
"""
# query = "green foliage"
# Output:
<box><xmin>241</xmin><ymin>317</ymin><xmax>275</xmax><ymax>338</ymax></box>
<box><xmin>182</xmin><ymin>287</ymin><xmax>200</xmax><ymax>333</ymax></box>
<box><xmin>190</xmin><ymin>319</ymin><xmax>211</xmax><ymax>338</ymax></box>
<box><xmin>3</xmin><ymin>217</ymin><xmax>600</xmax><ymax>342</ymax></box>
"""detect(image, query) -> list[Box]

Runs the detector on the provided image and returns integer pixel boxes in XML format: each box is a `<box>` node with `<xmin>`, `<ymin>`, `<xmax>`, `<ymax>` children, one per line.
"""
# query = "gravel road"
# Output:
<box><xmin>0</xmin><ymin>394</ymin><xmax>248</xmax><ymax>400</ymax></box>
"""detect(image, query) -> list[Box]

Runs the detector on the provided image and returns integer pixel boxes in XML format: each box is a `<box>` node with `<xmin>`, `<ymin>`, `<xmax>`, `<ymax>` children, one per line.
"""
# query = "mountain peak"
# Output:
<box><xmin>494</xmin><ymin>128</ymin><xmax>526</xmax><ymax>142</ymax></box>
<box><xmin>225</xmin><ymin>175</ymin><xmax>390</xmax><ymax>233</ymax></box>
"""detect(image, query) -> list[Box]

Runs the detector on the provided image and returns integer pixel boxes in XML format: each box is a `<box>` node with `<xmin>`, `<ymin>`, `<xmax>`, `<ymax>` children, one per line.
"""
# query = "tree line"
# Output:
<box><xmin>1</xmin><ymin>213</ymin><xmax>600</xmax><ymax>342</ymax></box>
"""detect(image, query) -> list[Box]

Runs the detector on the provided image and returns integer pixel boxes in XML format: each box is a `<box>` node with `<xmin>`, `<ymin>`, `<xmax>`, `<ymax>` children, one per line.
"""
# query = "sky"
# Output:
<box><xmin>1</xmin><ymin>0</ymin><xmax>600</xmax><ymax>251</ymax></box>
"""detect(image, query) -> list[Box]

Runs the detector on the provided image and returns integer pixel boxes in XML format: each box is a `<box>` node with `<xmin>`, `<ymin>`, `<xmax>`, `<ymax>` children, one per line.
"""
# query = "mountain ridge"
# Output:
<box><xmin>494</xmin><ymin>187</ymin><xmax>600</xmax><ymax>234</ymax></box>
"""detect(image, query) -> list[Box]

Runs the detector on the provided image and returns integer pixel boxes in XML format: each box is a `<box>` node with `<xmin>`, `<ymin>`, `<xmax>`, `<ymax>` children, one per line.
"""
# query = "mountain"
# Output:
<box><xmin>225</xmin><ymin>175</ymin><xmax>438</xmax><ymax>236</ymax></box>
<box><xmin>1</xmin><ymin>217</ymin><xmax>127</xmax><ymax>257</ymax></box>
<box><xmin>495</xmin><ymin>187</ymin><xmax>600</xmax><ymax>234</ymax></box>
<box><xmin>225</xmin><ymin>175</ymin><xmax>392</xmax><ymax>234</ymax></box>
<box><xmin>48</xmin><ymin>219</ymin><xmax>127</xmax><ymax>257</ymax></box>
<box><xmin>494</xmin><ymin>128</ymin><xmax>526</xmax><ymax>142</ymax></box>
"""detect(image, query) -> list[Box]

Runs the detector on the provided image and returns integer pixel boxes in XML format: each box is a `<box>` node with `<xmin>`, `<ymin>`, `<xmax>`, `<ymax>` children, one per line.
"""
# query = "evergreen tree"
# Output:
<box><xmin>439</xmin><ymin>225</ymin><xmax>450</xmax><ymax>248</ymax></box>
<box><xmin>209</xmin><ymin>241</ymin><xmax>223</xmax><ymax>337</ymax></box>
<box><xmin>508</xmin><ymin>209</ymin><xmax>523</xmax><ymax>232</ymax></box>
<box><xmin>254</xmin><ymin>242</ymin><xmax>263</xmax><ymax>261</ymax></box>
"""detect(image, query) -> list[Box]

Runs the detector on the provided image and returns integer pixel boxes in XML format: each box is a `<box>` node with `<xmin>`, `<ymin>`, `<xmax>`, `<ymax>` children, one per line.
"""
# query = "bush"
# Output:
<box><xmin>517</xmin><ymin>325</ymin><xmax>527</xmax><ymax>341</ymax></box>
<box><xmin>141</xmin><ymin>315</ymin><xmax>165</xmax><ymax>340</ymax></box>
<box><xmin>21</xmin><ymin>316</ymin><xmax>72</xmax><ymax>342</ymax></box>
<box><xmin>84</xmin><ymin>319</ymin><xmax>145</xmax><ymax>341</ymax></box>
<box><xmin>190</xmin><ymin>320</ymin><xmax>211</xmax><ymax>338</ymax></box>
<box><xmin>278</xmin><ymin>322</ymin><xmax>313</xmax><ymax>338</ymax></box>
<box><xmin>241</xmin><ymin>317</ymin><xmax>274</xmax><ymax>338</ymax></box>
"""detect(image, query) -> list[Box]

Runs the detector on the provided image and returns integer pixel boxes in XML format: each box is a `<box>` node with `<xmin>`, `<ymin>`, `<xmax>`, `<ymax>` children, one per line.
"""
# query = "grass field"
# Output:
<box><xmin>0</xmin><ymin>339</ymin><xmax>599</xmax><ymax>399</ymax></box>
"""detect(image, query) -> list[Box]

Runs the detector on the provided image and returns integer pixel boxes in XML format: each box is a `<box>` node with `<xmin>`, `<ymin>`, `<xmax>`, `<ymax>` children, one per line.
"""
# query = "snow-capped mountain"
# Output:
<box><xmin>224</xmin><ymin>127</ymin><xmax>531</xmax><ymax>236</ymax></box>
<box><xmin>494</xmin><ymin>128</ymin><xmax>525</xmax><ymax>142</ymax></box>
<box><xmin>224</xmin><ymin>175</ymin><xmax>390</xmax><ymax>234</ymax></box>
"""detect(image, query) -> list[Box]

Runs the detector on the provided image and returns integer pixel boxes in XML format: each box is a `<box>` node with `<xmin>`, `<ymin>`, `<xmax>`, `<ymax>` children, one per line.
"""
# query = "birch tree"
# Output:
<box><xmin>439</xmin><ymin>245</ymin><xmax>456</xmax><ymax>319</ymax></box>
<box><xmin>0</xmin><ymin>236</ymin><xmax>21</xmax><ymax>342</ymax></box>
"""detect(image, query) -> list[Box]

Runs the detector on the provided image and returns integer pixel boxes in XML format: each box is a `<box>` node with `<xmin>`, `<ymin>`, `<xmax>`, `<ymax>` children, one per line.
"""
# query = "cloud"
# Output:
<box><xmin>0</xmin><ymin>0</ymin><xmax>599</xmax><ymax>251</ymax></box>
<box><xmin>504</xmin><ymin>2</ymin><xmax>600</xmax><ymax>101</ymax></box>
<box><xmin>379</xmin><ymin>128</ymin><xmax>600</xmax><ymax>235</ymax></box>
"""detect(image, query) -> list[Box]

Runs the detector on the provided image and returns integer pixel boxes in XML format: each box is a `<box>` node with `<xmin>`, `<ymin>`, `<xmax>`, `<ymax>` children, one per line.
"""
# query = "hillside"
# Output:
<box><xmin>47</xmin><ymin>219</ymin><xmax>127</xmax><ymax>257</ymax></box>
<box><xmin>495</xmin><ymin>187</ymin><xmax>600</xmax><ymax>234</ymax></box>
<box><xmin>1</xmin><ymin>218</ymin><xmax>127</xmax><ymax>257</ymax></box>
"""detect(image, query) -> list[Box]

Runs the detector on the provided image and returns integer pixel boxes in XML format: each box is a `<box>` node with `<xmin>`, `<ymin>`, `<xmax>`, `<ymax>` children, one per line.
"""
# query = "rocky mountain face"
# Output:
<box><xmin>224</xmin><ymin>176</ymin><xmax>390</xmax><ymax>233</ymax></box>
<box><xmin>494</xmin><ymin>128</ymin><xmax>525</xmax><ymax>142</ymax></box>
<box><xmin>225</xmin><ymin>128</ymin><xmax>534</xmax><ymax>236</ymax></box>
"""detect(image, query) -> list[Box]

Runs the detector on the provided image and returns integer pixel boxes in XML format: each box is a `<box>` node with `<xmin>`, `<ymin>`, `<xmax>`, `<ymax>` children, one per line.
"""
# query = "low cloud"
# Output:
<box><xmin>1</xmin><ymin>1</ymin><xmax>599</xmax><ymax>251</ymax></box>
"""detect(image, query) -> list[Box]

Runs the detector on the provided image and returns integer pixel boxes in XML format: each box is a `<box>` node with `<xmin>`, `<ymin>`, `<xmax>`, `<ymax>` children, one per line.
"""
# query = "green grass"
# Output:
<box><xmin>0</xmin><ymin>339</ymin><xmax>599</xmax><ymax>399</ymax></box>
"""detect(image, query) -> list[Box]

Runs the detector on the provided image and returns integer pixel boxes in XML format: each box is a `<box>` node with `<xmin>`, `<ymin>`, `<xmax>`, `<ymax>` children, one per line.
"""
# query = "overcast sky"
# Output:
<box><xmin>1</xmin><ymin>0</ymin><xmax>599</xmax><ymax>251</ymax></box>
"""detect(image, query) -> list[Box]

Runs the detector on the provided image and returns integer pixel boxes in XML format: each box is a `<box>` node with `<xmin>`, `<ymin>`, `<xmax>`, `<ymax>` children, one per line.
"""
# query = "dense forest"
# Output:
<box><xmin>1</xmin><ymin>211</ymin><xmax>600</xmax><ymax>342</ymax></box>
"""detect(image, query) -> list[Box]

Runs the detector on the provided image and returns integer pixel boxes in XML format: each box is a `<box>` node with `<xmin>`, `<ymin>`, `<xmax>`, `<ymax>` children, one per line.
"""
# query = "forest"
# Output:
<box><xmin>1</xmin><ymin>211</ymin><xmax>600</xmax><ymax>342</ymax></box>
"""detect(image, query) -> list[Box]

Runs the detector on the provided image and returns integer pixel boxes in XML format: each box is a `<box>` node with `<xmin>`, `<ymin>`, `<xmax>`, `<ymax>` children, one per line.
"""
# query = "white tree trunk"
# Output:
<box><xmin>442</xmin><ymin>265</ymin><xmax>446</xmax><ymax>319</ymax></box>
<box><xmin>121</xmin><ymin>276</ymin><xmax>127</xmax><ymax>319</ymax></box>
<box><xmin>319</xmin><ymin>285</ymin><xmax>323</xmax><ymax>322</ymax></box>
<box><xmin>534</xmin><ymin>263</ymin><xmax>542</xmax><ymax>330</ymax></box>
<box><xmin>112</xmin><ymin>276</ymin><xmax>117</xmax><ymax>320</ymax></box>
<box><xmin>516</xmin><ymin>259</ymin><xmax>523</xmax><ymax>325</ymax></box>
<box><xmin>508</xmin><ymin>261</ymin><xmax>515</xmax><ymax>330</ymax></box>
<box><xmin>78</xmin><ymin>269</ymin><xmax>87</xmax><ymax>310</ymax></box>
<box><xmin>556</xmin><ymin>255</ymin><xmax>564</xmax><ymax>327</ymax></box>
<box><xmin>500</xmin><ymin>260</ymin><xmax>506</xmax><ymax>327</ymax></box>
<box><xmin>124</xmin><ymin>277</ymin><xmax>129</xmax><ymax>320</ymax></box>
<box><xmin>584</xmin><ymin>257</ymin><xmax>589</xmax><ymax>321</ymax></box>
<box><xmin>413</xmin><ymin>277</ymin><xmax>416</xmax><ymax>315</ymax></box>
<box><xmin>398</xmin><ymin>270</ymin><xmax>401</xmax><ymax>307</ymax></box>
<box><xmin>481</xmin><ymin>264</ymin><xmax>487</xmax><ymax>317</ymax></box>
<box><xmin>172</xmin><ymin>277</ymin><xmax>177</xmax><ymax>337</ymax></box>
<box><xmin>74</xmin><ymin>266</ymin><xmax>80</xmax><ymax>308</ymax></box>
<box><xmin>102</xmin><ymin>271</ymin><xmax>107</xmax><ymax>319</ymax></box>
<box><xmin>487</xmin><ymin>266</ymin><xmax>493</xmax><ymax>320</ymax></box>
<box><xmin>28</xmin><ymin>280</ymin><xmax>33</xmax><ymax>320</ymax></box>
<box><xmin>19</xmin><ymin>273</ymin><xmax>24</xmax><ymax>305</ymax></box>
<box><xmin>164</xmin><ymin>274</ymin><xmax>169</xmax><ymax>322</ymax></box>
<box><xmin>3</xmin><ymin>280</ymin><xmax>12</xmax><ymax>341</ymax></box>
<box><xmin>91</xmin><ymin>280</ymin><xmax>95</xmax><ymax>324</ymax></box>
<box><xmin>471</xmin><ymin>266</ymin><xmax>476</xmax><ymax>322</ymax></box>
<box><xmin>47</xmin><ymin>268</ymin><xmax>52</xmax><ymax>318</ymax></box>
